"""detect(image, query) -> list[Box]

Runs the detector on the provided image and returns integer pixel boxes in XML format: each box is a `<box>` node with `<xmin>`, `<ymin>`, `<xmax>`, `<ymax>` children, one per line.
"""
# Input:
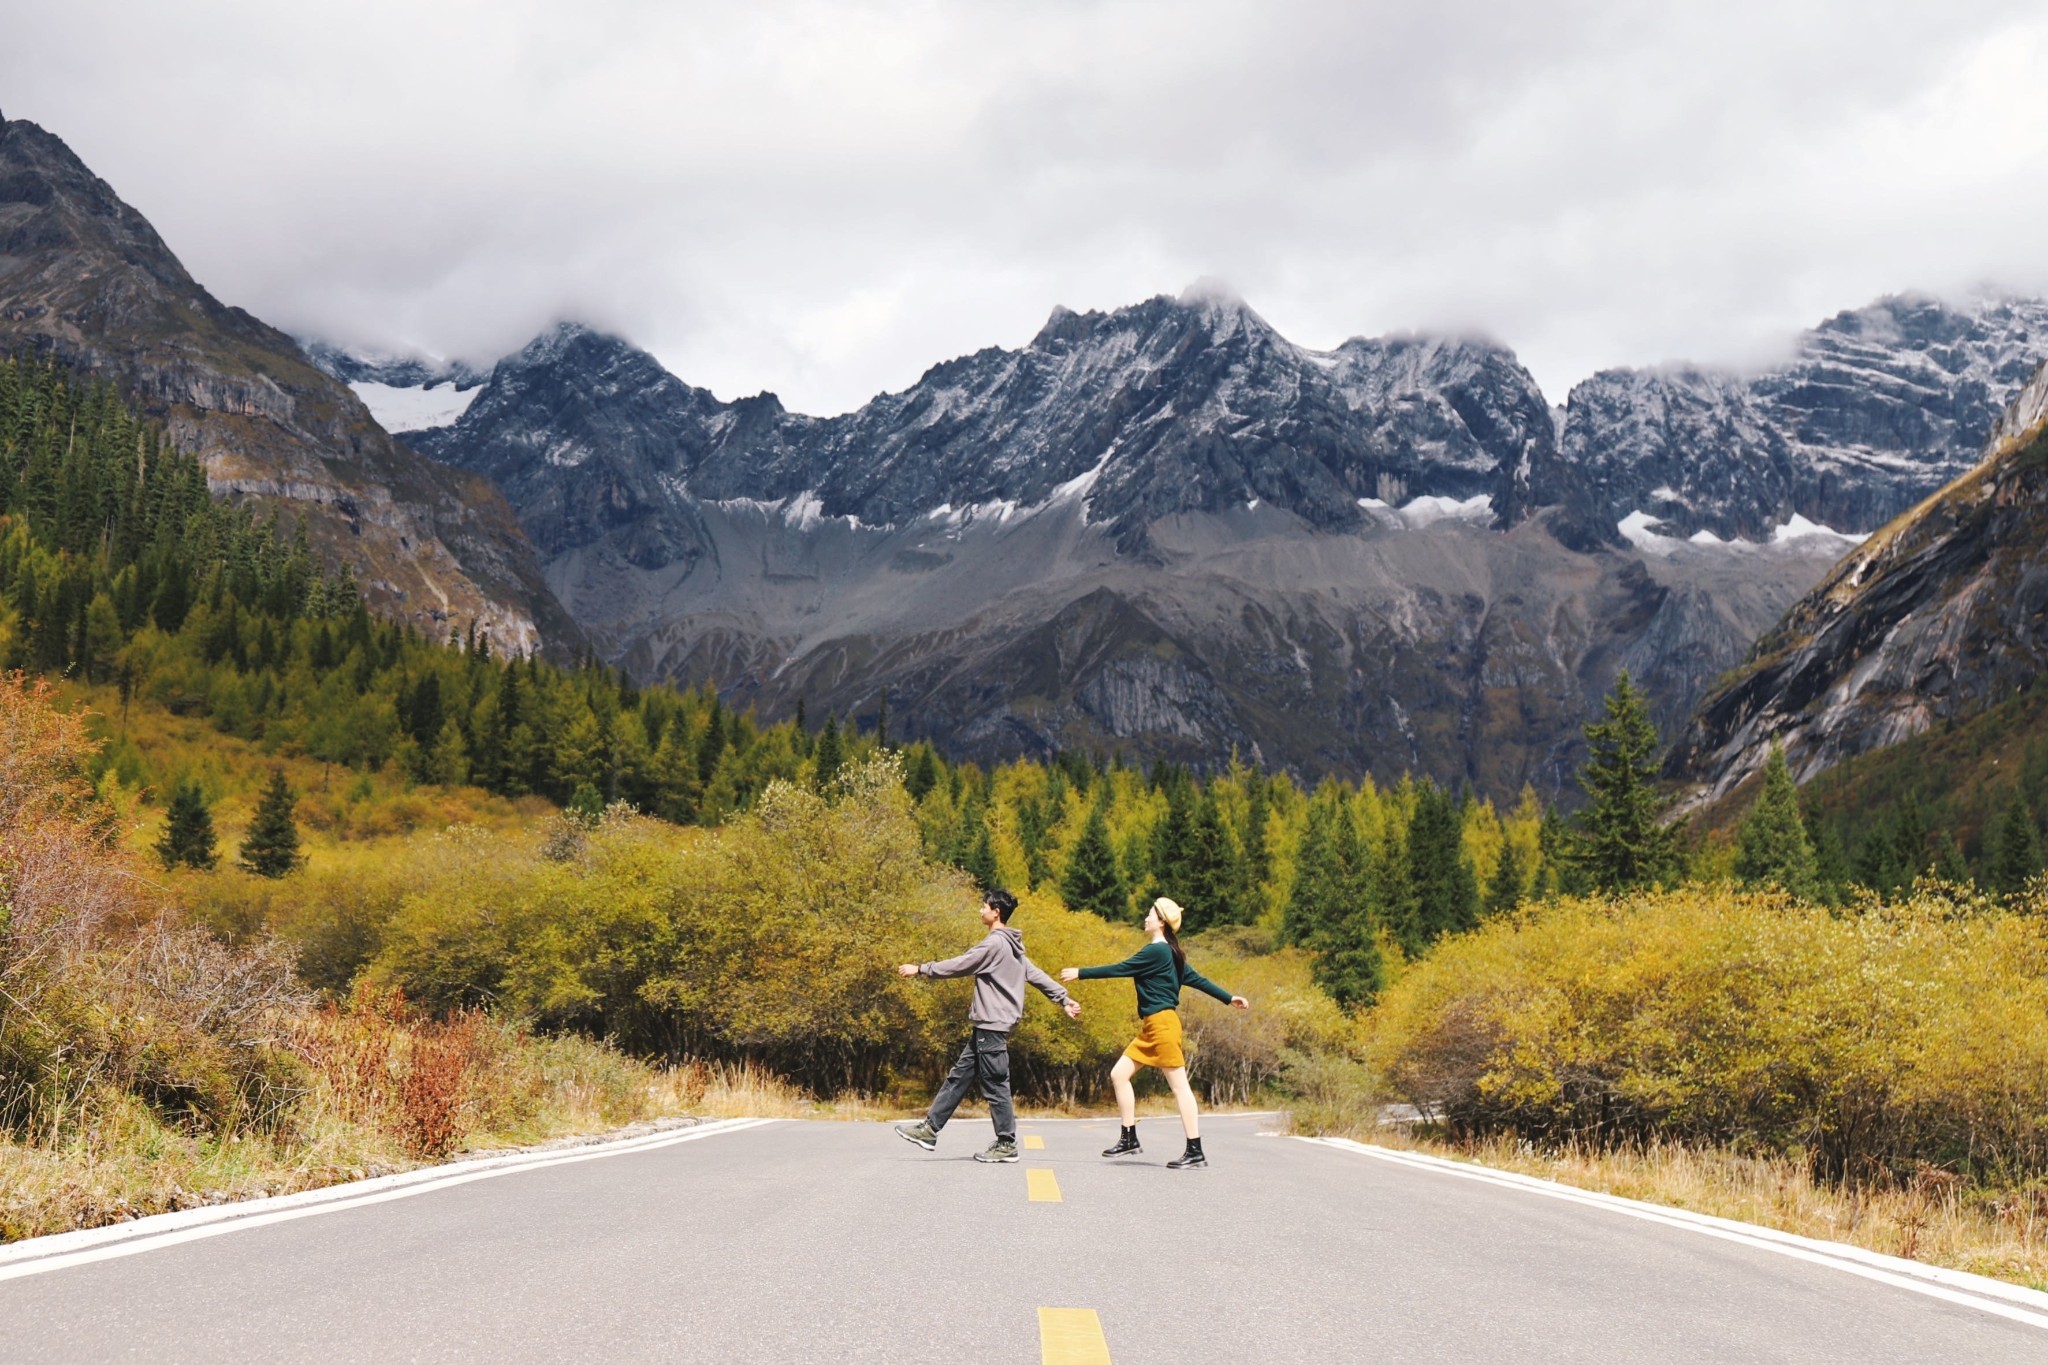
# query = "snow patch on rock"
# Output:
<box><xmin>350</xmin><ymin>381</ymin><xmax>479</xmax><ymax>433</ymax></box>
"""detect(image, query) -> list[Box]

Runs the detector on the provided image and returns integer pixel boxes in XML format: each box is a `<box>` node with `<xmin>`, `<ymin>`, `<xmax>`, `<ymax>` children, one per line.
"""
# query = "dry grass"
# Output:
<box><xmin>1324</xmin><ymin>1121</ymin><xmax>2048</xmax><ymax>1291</ymax></box>
<box><xmin>0</xmin><ymin>1014</ymin><xmax>704</xmax><ymax>1242</ymax></box>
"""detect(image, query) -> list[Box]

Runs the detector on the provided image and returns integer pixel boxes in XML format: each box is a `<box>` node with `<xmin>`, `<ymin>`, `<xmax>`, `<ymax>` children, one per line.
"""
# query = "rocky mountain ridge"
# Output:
<box><xmin>0</xmin><ymin>116</ymin><xmax>577</xmax><ymax>654</ymax></box>
<box><xmin>1670</xmin><ymin>360</ymin><xmax>2048</xmax><ymax>804</ymax></box>
<box><xmin>403</xmin><ymin>305</ymin><xmax>1887</xmax><ymax>793</ymax></box>
<box><xmin>1553</xmin><ymin>294</ymin><xmax>2048</xmax><ymax>545</ymax></box>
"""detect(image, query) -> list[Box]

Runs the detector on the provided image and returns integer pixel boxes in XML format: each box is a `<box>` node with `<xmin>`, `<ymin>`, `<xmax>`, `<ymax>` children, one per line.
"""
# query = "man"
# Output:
<box><xmin>894</xmin><ymin>888</ymin><xmax>1081</xmax><ymax>1163</ymax></box>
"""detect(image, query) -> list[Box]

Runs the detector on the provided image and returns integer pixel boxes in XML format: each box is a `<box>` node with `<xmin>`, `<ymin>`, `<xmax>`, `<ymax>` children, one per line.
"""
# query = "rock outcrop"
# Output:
<box><xmin>1552</xmin><ymin>294</ymin><xmax>2048</xmax><ymax>544</ymax></box>
<box><xmin>0</xmin><ymin>116</ymin><xmax>578</xmax><ymax>654</ymax></box>
<box><xmin>1670</xmin><ymin>361</ymin><xmax>2048</xmax><ymax>802</ymax></box>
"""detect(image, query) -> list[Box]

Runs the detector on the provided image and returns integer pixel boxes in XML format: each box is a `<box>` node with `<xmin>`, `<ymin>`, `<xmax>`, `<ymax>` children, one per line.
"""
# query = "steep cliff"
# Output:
<box><xmin>0</xmin><ymin>116</ymin><xmax>578</xmax><ymax>654</ymax></box>
<box><xmin>1670</xmin><ymin>361</ymin><xmax>2048</xmax><ymax>802</ymax></box>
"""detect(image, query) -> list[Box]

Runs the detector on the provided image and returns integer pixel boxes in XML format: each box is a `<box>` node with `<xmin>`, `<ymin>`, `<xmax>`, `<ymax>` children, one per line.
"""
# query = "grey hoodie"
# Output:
<box><xmin>918</xmin><ymin>926</ymin><xmax>1071</xmax><ymax>1031</ymax></box>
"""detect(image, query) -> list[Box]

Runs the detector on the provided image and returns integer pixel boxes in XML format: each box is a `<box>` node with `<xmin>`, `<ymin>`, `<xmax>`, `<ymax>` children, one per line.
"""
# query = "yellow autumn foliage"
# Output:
<box><xmin>1365</xmin><ymin>882</ymin><xmax>2048</xmax><ymax>1179</ymax></box>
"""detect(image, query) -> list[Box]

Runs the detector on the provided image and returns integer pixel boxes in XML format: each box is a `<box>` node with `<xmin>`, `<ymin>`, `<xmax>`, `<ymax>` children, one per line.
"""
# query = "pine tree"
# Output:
<box><xmin>1733</xmin><ymin>742</ymin><xmax>1819</xmax><ymax>899</ymax></box>
<box><xmin>1062</xmin><ymin>802</ymin><xmax>1128</xmax><ymax>919</ymax></box>
<box><xmin>1805</xmin><ymin>801</ymin><xmax>1849</xmax><ymax>905</ymax></box>
<box><xmin>812</xmin><ymin>713</ymin><xmax>844</xmax><ymax>791</ymax></box>
<box><xmin>954</xmin><ymin>796</ymin><xmax>999</xmax><ymax>892</ymax></box>
<box><xmin>1932</xmin><ymin>831</ymin><xmax>1973</xmax><ymax>886</ymax></box>
<box><xmin>1241</xmin><ymin>777</ymin><xmax>1273</xmax><ymax>889</ymax></box>
<box><xmin>1184</xmin><ymin>789</ymin><xmax>1249</xmax><ymax>926</ymax></box>
<box><xmin>1282</xmin><ymin>798</ymin><xmax>1346</xmax><ymax>947</ymax></box>
<box><xmin>238</xmin><ymin>769</ymin><xmax>302</xmax><ymax>878</ymax></box>
<box><xmin>425</xmin><ymin>720</ymin><xmax>470</xmax><ymax>787</ymax></box>
<box><xmin>1987</xmin><ymin>796</ymin><xmax>2042</xmax><ymax>899</ymax></box>
<box><xmin>647</xmin><ymin>729</ymin><xmax>702</xmax><ymax>824</ymax></box>
<box><xmin>1310</xmin><ymin>903</ymin><xmax>1385</xmax><ymax>1010</ymax></box>
<box><xmin>1147</xmin><ymin>785</ymin><xmax>1196</xmax><ymax>904</ymax></box>
<box><xmin>1569</xmin><ymin>673</ymin><xmax>1684</xmax><ymax>894</ymax></box>
<box><xmin>404</xmin><ymin>673</ymin><xmax>444</xmax><ymax>749</ymax></box>
<box><xmin>904</xmin><ymin>745</ymin><xmax>939</xmax><ymax>803</ymax></box>
<box><xmin>1483</xmin><ymin>836</ymin><xmax>1525</xmax><ymax>918</ymax></box>
<box><xmin>1407</xmin><ymin>781</ymin><xmax>1479</xmax><ymax>944</ymax></box>
<box><xmin>155</xmin><ymin>780</ymin><xmax>218</xmax><ymax>871</ymax></box>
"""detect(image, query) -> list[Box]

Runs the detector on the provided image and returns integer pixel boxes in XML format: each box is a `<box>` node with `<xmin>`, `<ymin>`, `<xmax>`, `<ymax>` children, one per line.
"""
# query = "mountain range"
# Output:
<box><xmin>370</xmin><ymin>289</ymin><xmax>2047</xmax><ymax>796</ymax></box>
<box><xmin>8</xmin><ymin>109</ymin><xmax>2045</xmax><ymax>799</ymax></box>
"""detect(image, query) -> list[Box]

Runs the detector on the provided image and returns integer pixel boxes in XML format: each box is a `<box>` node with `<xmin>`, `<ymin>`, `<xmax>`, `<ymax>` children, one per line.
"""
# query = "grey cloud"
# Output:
<box><xmin>3</xmin><ymin>0</ymin><xmax>2045</xmax><ymax>413</ymax></box>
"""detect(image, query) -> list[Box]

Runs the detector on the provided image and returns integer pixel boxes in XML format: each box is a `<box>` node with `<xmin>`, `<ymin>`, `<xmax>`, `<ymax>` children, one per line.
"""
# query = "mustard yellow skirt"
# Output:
<box><xmin>1122</xmin><ymin>1008</ymin><xmax>1185</xmax><ymax>1070</ymax></box>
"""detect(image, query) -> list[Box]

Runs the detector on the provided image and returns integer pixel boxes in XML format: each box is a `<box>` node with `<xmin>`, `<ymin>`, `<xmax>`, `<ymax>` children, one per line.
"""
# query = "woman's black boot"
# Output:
<box><xmin>1167</xmin><ymin>1137</ymin><xmax>1207</xmax><ymax>1169</ymax></box>
<box><xmin>1101</xmin><ymin>1125</ymin><xmax>1142</xmax><ymax>1157</ymax></box>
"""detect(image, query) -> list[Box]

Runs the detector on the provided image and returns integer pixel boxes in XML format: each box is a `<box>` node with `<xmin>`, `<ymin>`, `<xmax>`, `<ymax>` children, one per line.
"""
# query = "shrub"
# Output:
<box><xmin>1365</xmin><ymin>883</ymin><xmax>2048</xmax><ymax>1181</ymax></box>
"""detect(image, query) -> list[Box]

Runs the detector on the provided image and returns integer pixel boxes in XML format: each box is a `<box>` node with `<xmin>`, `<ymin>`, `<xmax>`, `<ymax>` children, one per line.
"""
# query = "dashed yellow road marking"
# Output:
<box><xmin>1038</xmin><ymin>1307</ymin><xmax>1112</xmax><ymax>1364</ymax></box>
<box><xmin>1022</xmin><ymin>1135</ymin><xmax>1046</xmax><ymax>1150</ymax></box>
<box><xmin>1026</xmin><ymin>1167</ymin><xmax>1062</xmax><ymax>1202</ymax></box>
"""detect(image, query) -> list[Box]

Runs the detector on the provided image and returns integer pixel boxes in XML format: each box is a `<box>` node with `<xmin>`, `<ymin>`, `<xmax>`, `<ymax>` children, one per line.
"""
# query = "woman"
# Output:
<box><xmin>1060</xmin><ymin>896</ymin><xmax>1249</xmax><ymax>1169</ymax></box>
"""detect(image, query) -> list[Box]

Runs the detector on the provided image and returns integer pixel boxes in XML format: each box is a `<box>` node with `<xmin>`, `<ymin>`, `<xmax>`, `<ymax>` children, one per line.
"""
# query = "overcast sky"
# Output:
<box><xmin>6</xmin><ymin>0</ymin><xmax>2048</xmax><ymax>413</ymax></box>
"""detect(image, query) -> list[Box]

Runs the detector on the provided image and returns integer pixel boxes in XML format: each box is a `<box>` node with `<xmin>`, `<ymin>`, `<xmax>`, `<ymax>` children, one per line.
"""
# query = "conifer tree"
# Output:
<box><xmin>1184</xmin><ymin>789</ymin><xmax>1249</xmax><ymax>925</ymax></box>
<box><xmin>1282</xmin><ymin>798</ymin><xmax>1346</xmax><ymax>947</ymax></box>
<box><xmin>903</xmin><ymin>744</ymin><xmax>939</xmax><ymax>803</ymax></box>
<box><xmin>1988</xmin><ymin>796</ymin><xmax>2042</xmax><ymax>899</ymax></box>
<box><xmin>1407</xmin><ymin>780</ymin><xmax>1479</xmax><ymax>944</ymax></box>
<box><xmin>155</xmin><ymin>780</ymin><xmax>218</xmax><ymax>871</ymax></box>
<box><xmin>1310</xmin><ymin>902</ymin><xmax>1385</xmax><ymax>1010</ymax></box>
<box><xmin>1890</xmin><ymin>792</ymin><xmax>1930</xmax><ymax>883</ymax></box>
<box><xmin>1932</xmin><ymin>832</ymin><xmax>1973</xmax><ymax>886</ymax></box>
<box><xmin>1805</xmin><ymin>801</ymin><xmax>1849</xmax><ymax>905</ymax></box>
<box><xmin>1483</xmin><ymin>837</ymin><xmax>1525</xmax><ymax>918</ymax></box>
<box><xmin>425</xmin><ymin>720</ymin><xmax>470</xmax><ymax>787</ymax></box>
<box><xmin>953</xmin><ymin>795</ymin><xmax>999</xmax><ymax>891</ymax></box>
<box><xmin>1148</xmin><ymin>785</ymin><xmax>1196</xmax><ymax>904</ymax></box>
<box><xmin>1733</xmin><ymin>742</ymin><xmax>1818</xmax><ymax>899</ymax></box>
<box><xmin>647</xmin><ymin>729</ymin><xmax>702</xmax><ymax>823</ymax></box>
<box><xmin>1241</xmin><ymin>776</ymin><xmax>1273</xmax><ymax>889</ymax></box>
<box><xmin>1062</xmin><ymin>801</ymin><xmax>1128</xmax><ymax>919</ymax></box>
<box><xmin>1568</xmin><ymin>672</ymin><xmax>1684</xmax><ymax>893</ymax></box>
<box><xmin>812</xmin><ymin>713</ymin><xmax>844</xmax><ymax>790</ymax></box>
<box><xmin>238</xmin><ymin>769</ymin><xmax>302</xmax><ymax>878</ymax></box>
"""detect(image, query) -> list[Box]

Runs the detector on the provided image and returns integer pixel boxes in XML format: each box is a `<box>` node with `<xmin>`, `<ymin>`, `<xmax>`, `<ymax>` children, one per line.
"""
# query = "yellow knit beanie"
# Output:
<box><xmin>1152</xmin><ymin>897</ymin><xmax>1184</xmax><ymax>932</ymax></box>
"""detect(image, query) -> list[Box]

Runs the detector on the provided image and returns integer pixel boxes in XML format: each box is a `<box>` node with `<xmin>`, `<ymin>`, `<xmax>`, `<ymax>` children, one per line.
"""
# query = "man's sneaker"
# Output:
<box><xmin>894</xmin><ymin>1120</ymin><xmax>938</xmax><ymax>1151</ymax></box>
<box><xmin>1166</xmin><ymin>1145</ymin><xmax>1207</xmax><ymax>1170</ymax></box>
<box><xmin>974</xmin><ymin>1139</ymin><xmax>1020</xmax><ymax>1163</ymax></box>
<box><xmin>1101</xmin><ymin>1129</ymin><xmax>1142</xmax><ymax>1158</ymax></box>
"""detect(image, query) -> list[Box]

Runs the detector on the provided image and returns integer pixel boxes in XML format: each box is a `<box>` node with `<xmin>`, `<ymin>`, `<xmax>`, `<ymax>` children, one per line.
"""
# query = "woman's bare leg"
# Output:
<box><xmin>1110</xmin><ymin>1054</ymin><xmax>1139</xmax><ymax>1127</ymax></box>
<box><xmin>1161</xmin><ymin>1066</ymin><xmax>1200</xmax><ymax>1140</ymax></box>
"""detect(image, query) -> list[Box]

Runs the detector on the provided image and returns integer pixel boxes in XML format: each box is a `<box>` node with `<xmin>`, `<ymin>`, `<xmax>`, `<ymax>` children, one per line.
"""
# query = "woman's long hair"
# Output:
<box><xmin>1159</xmin><ymin>918</ymin><xmax>1188</xmax><ymax>973</ymax></box>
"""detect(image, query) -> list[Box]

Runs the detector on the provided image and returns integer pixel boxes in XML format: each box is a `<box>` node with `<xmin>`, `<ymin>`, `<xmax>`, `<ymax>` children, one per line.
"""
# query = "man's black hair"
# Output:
<box><xmin>985</xmin><ymin>888</ymin><xmax>1018</xmax><ymax>923</ymax></box>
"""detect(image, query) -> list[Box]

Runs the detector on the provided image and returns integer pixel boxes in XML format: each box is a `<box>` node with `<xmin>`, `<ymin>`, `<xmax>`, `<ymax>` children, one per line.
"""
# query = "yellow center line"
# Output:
<box><xmin>1026</xmin><ymin>1167</ymin><xmax>1062</xmax><ymax>1202</ymax></box>
<box><xmin>1038</xmin><ymin>1307</ymin><xmax>1112</xmax><ymax>1364</ymax></box>
<box><xmin>1022</xmin><ymin>1134</ymin><xmax>1046</xmax><ymax>1149</ymax></box>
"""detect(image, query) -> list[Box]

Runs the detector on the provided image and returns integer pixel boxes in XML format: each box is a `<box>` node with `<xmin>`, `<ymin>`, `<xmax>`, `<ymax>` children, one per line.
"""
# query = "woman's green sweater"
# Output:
<box><xmin>1077</xmin><ymin>941</ymin><xmax>1233</xmax><ymax>1017</ymax></box>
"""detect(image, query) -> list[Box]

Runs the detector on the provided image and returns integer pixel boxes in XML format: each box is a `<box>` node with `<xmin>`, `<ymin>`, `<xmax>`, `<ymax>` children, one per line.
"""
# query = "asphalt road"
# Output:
<box><xmin>3</xmin><ymin>1113</ymin><xmax>2044</xmax><ymax>1363</ymax></box>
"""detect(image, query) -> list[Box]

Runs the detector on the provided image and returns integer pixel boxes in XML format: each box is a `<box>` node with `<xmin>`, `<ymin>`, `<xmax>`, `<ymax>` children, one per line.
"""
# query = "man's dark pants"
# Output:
<box><xmin>925</xmin><ymin>1027</ymin><xmax>1016</xmax><ymax>1142</ymax></box>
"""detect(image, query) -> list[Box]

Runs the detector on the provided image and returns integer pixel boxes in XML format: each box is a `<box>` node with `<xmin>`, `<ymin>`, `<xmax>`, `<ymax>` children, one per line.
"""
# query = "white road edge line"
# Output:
<box><xmin>0</xmin><ymin>1117</ymin><xmax>778</xmax><ymax>1282</ymax></box>
<box><xmin>1299</xmin><ymin>1137</ymin><xmax>2048</xmax><ymax>1333</ymax></box>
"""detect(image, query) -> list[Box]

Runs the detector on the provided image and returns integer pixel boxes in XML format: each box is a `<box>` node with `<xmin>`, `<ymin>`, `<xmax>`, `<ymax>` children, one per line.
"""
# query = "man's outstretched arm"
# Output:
<box><xmin>897</xmin><ymin>938</ymin><xmax>994</xmax><ymax>980</ymax></box>
<box><xmin>1023</xmin><ymin>956</ymin><xmax>1081</xmax><ymax>1018</ymax></box>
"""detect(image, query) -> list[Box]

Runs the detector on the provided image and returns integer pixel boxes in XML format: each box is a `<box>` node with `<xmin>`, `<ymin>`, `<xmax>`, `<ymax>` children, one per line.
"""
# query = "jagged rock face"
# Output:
<box><xmin>1670</xmin><ymin>362</ymin><xmax>2048</xmax><ymax>803</ymax></box>
<box><xmin>409</xmin><ymin>300</ymin><xmax>1960</xmax><ymax>792</ymax></box>
<box><xmin>593</xmin><ymin>498</ymin><xmax>1838</xmax><ymax>798</ymax></box>
<box><xmin>420</xmin><ymin>292</ymin><xmax>1558</xmax><ymax>561</ymax></box>
<box><xmin>1553</xmin><ymin>295</ymin><xmax>2048</xmax><ymax>543</ymax></box>
<box><xmin>0</xmin><ymin>117</ymin><xmax>577</xmax><ymax>655</ymax></box>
